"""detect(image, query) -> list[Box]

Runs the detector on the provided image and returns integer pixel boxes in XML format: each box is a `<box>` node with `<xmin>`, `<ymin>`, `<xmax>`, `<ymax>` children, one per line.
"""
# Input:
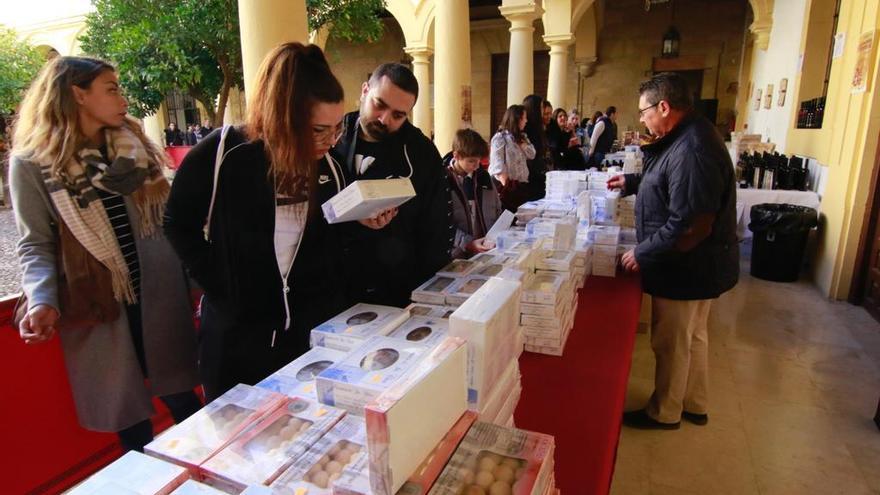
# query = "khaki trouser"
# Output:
<box><xmin>646</xmin><ymin>296</ymin><xmax>712</xmax><ymax>424</ymax></box>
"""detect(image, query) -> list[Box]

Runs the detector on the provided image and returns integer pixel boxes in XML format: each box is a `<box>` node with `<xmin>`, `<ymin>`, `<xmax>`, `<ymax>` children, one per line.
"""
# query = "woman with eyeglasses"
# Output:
<box><xmin>163</xmin><ymin>43</ymin><xmax>349</xmax><ymax>400</ymax></box>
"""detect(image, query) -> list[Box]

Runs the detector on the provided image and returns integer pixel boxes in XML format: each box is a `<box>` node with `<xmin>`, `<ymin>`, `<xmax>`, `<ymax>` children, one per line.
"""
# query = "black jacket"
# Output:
<box><xmin>442</xmin><ymin>153</ymin><xmax>503</xmax><ymax>259</ymax></box>
<box><xmin>333</xmin><ymin>112</ymin><xmax>452</xmax><ymax>307</ymax></box>
<box><xmin>594</xmin><ymin>116</ymin><xmax>616</xmax><ymax>155</ymax></box>
<box><xmin>624</xmin><ymin>114</ymin><xmax>739</xmax><ymax>300</ymax></box>
<box><xmin>163</xmin><ymin>127</ymin><xmax>348</xmax><ymax>399</ymax></box>
<box><xmin>164</xmin><ymin>128</ymin><xmax>184</xmax><ymax>146</ymax></box>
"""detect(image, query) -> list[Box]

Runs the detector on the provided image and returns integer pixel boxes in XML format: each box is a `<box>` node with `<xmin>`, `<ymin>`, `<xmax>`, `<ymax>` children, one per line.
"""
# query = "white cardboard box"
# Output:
<box><xmin>587</xmin><ymin>225</ymin><xmax>621</xmax><ymax>245</ymax></box>
<box><xmin>534</xmin><ymin>249</ymin><xmax>576</xmax><ymax>272</ymax></box>
<box><xmin>322</xmin><ymin>178</ymin><xmax>416</xmax><ymax>224</ymax></box>
<box><xmin>256</xmin><ymin>346</ymin><xmax>347</xmax><ymax>400</ymax></box>
<box><xmin>386</xmin><ymin>315</ymin><xmax>450</xmax><ymax>349</ymax></box>
<box><xmin>449</xmin><ymin>277</ymin><xmax>522</xmax><ymax>410</ymax></box>
<box><xmin>411</xmin><ymin>275</ymin><xmax>458</xmax><ymax>305</ymax></box>
<box><xmin>201</xmin><ymin>397</ymin><xmax>345</xmax><ymax>491</ymax></box>
<box><xmin>445</xmin><ymin>276</ymin><xmax>490</xmax><ymax>306</ymax></box>
<box><xmin>521</xmin><ymin>272</ymin><xmax>567</xmax><ymax>306</ymax></box>
<box><xmin>145</xmin><ymin>385</ymin><xmax>286</xmax><ymax>472</ymax></box>
<box><xmin>69</xmin><ymin>451</ymin><xmax>188</xmax><ymax>495</ymax></box>
<box><xmin>437</xmin><ymin>259</ymin><xmax>480</xmax><ymax>278</ymax></box>
<box><xmin>406</xmin><ymin>302</ymin><xmax>457</xmax><ymax>319</ymax></box>
<box><xmin>168</xmin><ymin>480</ymin><xmax>226</xmax><ymax>495</ymax></box>
<box><xmin>365</xmin><ymin>338</ymin><xmax>469</xmax><ymax>495</ymax></box>
<box><xmin>310</xmin><ymin>303</ymin><xmax>409</xmax><ymax>352</ymax></box>
<box><xmin>315</xmin><ymin>336</ymin><xmax>430</xmax><ymax>415</ymax></box>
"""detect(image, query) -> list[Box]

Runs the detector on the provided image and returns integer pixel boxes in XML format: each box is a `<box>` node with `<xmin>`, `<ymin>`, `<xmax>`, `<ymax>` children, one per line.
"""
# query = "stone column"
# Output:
<box><xmin>434</xmin><ymin>0</ymin><xmax>472</xmax><ymax>154</ymax></box>
<box><xmin>500</xmin><ymin>4</ymin><xmax>543</xmax><ymax>106</ymax></box>
<box><xmin>544</xmin><ymin>34</ymin><xmax>575</xmax><ymax>110</ymax></box>
<box><xmin>237</xmin><ymin>0</ymin><xmax>308</xmax><ymax>94</ymax></box>
<box><xmin>142</xmin><ymin>112</ymin><xmax>165</xmax><ymax>150</ymax></box>
<box><xmin>404</xmin><ymin>45</ymin><xmax>434</xmax><ymax>138</ymax></box>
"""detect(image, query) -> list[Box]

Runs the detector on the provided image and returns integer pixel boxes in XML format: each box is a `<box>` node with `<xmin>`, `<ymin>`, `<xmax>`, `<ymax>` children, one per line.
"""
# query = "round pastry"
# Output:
<box><xmin>484</xmin><ymin>453</ymin><xmax>503</xmax><ymax>465</ymax></box>
<box><xmin>458</xmin><ymin>467</ymin><xmax>475</xmax><ymax>485</ymax></box>
<box><xmin>325</xmin><ymin>460</ymin><xmax>344</xmax><ymax>475</ymax></box>
<box><xmin>334</xmin><ymin>449</ymin><xmax>353</xmax><ymax>464</ymax></box>
<box><xmin>306</xmin><ymin>464</ymin><xmax>323</xmax><ymax>479</ymax></box>
<box><xmin>478</xmin><ymin>457</ymin><xmax>498</xmax><ymax>472</ymax></box>
<box><xmin>493</xmin><ymin>465</ymin><xmax>515</xmax><ymax>484</ymax></box>
<box><xmin>488</xmin><ymin>480</ymin><xmax>512</xmax><ymax>495</ymax></box>
<box><xmin>319</xmin><ymin>454</ymin><xmax>332</xmax><ymax>466</ymax></box>
<box><xmin>264</xmin><ymin>436</ymin><xmax>282</xmax><ymax>449</ymax></box>
<box><xmin>329</xmin><ymin>472</ymin><xmax>341</xmax><ymax>483</ymax></box>
<box><xmin>311</xmin><ymin>470</ymin><xmax>330</xmax><ymax>489</ymax></box>
<box><xmin>501</xmin><ymin>458</ymin><xmax>521</xmax><ymax>470</ymax></box>
<box><xmin>475</xmin><ymin>471</ymin><xmax>495</xmax><ymax>489</ymax></box>
<box><xmin>329</xmin><ymin>444</ymin><xmax>342</xmax><ymax>457</ymax></box>
<box><xmin>515</xmin><ymin>467</ymin><xmax>526</xmax><ymax>480</ymax></box>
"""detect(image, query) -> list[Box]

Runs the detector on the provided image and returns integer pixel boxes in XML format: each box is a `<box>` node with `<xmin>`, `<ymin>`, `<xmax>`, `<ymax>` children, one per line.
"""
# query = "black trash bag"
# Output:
<box><xmin>748</xmin><ymin>203</ymin><xmax>818</xmax><ymax>234</ymax></box>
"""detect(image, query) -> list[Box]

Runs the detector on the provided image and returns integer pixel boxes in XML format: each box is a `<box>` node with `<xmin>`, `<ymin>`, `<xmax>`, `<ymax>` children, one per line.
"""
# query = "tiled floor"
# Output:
<box><xmin>611</xmin><ymin>251</ymin><xmax>880</xmax><ymax>495</ymax></box>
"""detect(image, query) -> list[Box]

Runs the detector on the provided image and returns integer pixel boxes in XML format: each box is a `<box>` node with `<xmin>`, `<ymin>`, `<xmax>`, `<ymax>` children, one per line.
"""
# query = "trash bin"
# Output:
<box><xmin>748</xmin><ymin>203</ymin><xmax>818</xmax><ymax>282</ymax></box>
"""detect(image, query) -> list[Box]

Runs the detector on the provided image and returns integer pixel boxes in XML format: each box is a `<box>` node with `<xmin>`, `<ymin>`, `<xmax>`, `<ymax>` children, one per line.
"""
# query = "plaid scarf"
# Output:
<box><xmin>42</xmin><ymin>126</ymin><xmax>170</xmax><ymax>304</ymax></box>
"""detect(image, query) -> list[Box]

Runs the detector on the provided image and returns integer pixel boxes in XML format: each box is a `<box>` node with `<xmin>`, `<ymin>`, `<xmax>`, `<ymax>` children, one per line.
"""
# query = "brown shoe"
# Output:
<box><xmin>622</xmin><ymin>409</ymin><xmax>680</xmax><ymax>430</ymax></box>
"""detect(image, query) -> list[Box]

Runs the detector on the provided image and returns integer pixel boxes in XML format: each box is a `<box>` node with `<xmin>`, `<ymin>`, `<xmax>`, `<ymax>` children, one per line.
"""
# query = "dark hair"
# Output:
<box><xmin>553</xmin><ymin>108</ymin><xmax>567</xmax><ymax>122</ymax></box>
<box><xmin>542</xmin><ymin>100</ymin><xmax>553</xmax><ymax>110</ymax></box>
<box><xmin>592</xmin><ymin>110</ymin><xmax>603</xmax><ymax>121</ymax></box>
<box><xmin>638</xmin><ymin>72</ymin><xmax>693</xmax><ymax>110</ymax></box>
<box><xmin>369</xmin><ymin>63</ymin><xmax>419</xmax><ymax>99</ymax></box>
<box><xmin>498</xmin><ymin>104</ymin><xmax>527</xmax><ymax>143</ymax></box>
<box><xmin>522</xmin><ymin>94</ymin><xmax>546</xmax><ymax>150</ymax></box>
<box><xmin>605</xmin><ymin>106</ymin><xmax>617</xmax><ymax>116</ymax></box>
<box><xmin>247</xmin><ymin>42</ymin><xmax>343</xmax><ymax>201</ymax></box>
<box><xmin>453</xmin><ymin>128</ymin><xmax>489</xmax><ymax>158</ymax></box>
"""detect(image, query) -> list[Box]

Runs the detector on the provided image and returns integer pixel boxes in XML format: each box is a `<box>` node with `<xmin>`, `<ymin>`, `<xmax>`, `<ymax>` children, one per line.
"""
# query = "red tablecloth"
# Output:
<box><xmin>165</xmin><ymin>146</ymin><xmax>193</xmax><ymax>169</ymax></box>
<box><xmin>515</xmin><ymin>273</ymin><xmax>642</xmax><ymax>495</ymax></box>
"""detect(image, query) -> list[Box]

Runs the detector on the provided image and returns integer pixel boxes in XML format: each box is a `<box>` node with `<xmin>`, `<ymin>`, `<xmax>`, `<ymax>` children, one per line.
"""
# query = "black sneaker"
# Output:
<box><xmin>622</xmin><ymin>409</ymin><xmax>680</xmax><ymax>430</ymax></box>
<box><xmin>681</xmin><ymin>411</ymin><xmax>709</xmax><ymax>425</ymax></box>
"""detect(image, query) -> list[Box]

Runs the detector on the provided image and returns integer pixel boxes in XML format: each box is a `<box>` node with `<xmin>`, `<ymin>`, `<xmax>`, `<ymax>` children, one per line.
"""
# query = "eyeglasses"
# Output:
<box><xmin>638</xmin><ymin>103</ymin><xmax>660</xmax><ymax>117</ymax></box>
<box><xmin>313</xmin><ymin>123</ymin><xmax>344</xmax><ymax>144</ymax></box>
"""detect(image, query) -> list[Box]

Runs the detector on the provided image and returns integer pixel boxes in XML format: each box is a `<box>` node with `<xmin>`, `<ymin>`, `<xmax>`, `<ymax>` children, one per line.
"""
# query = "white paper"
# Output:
<box><xmin>485</xmin><ymin>210</ymin><xmax>515</xmax><ymax>241</ymax></box>
<box><xmin>833</xmin><ymin>32</ymin><xmax>846</xmax><ymax>59</ymax></box>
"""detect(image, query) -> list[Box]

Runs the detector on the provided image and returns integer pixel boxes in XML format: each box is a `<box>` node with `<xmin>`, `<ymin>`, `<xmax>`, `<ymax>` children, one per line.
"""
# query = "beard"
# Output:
<box><xmin>362</xmin><ymin>119</ymin><xmax>390</xmax><ymax>140</ymax></box>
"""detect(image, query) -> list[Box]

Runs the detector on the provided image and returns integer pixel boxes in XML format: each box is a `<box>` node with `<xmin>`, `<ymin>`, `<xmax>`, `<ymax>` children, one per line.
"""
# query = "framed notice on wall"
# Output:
<box><xmin>765</xmin><ymin>84</ymin><xmax>774</xmax><ymax>109</ymax></box>
<box><xmin>754</xmin><ymin>88</ymin><xmax>762</xmax><ymax>111</ymax></box>
<box><xmin>852</xmin><ymin>30</ymin><xmax>878</xmax><ymax>94</ymax></box>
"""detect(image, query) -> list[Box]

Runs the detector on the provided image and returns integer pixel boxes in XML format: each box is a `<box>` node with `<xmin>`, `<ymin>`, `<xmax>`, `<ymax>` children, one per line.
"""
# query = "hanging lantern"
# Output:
<box><xmin>662</xmin><ymin>26</ymin><xmax>680</xmax><ymax>58</ymax></box>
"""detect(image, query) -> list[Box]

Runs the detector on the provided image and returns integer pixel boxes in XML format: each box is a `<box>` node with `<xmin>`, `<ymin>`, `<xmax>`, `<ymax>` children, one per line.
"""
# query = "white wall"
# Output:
<box><xmin>745</xmin><ymin>0</ymin><xmax>809</xmax><ymax>152</ymax></box>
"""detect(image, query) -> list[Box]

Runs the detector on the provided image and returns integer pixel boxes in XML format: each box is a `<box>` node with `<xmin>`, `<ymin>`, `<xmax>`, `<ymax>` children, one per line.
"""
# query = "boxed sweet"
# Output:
<box><xmin>524</xmin><ymin>328</ymin><xmax>571</xmax><ymax>356</ymax></box>
<box><xmin>469</xmin><ymin>252</ymin><xmax>500</xmax><ymax>265</ymax></box>
<box><xmin>618</xmin><ymin>243</ymin><xmax>637</xmax><ymax>256</ymax></box>
<box><xmin>520</xmin><ymin>272</ymin><xmax>567</xmax><ymax>306</ymax></box>
<box><xmin>520</xmin><ymin>300</ymin><xmax>565</xmax><ymax>318</ymax></box>
<box><xmin>445</xmin><ymin>275</ymin><xmax>490</xmax><ymax>306</ymax></box>
<box><xmin>495</xmin><ymin>267</ymin><xmax>527</xmax><ymax>283</ymax></box>
<box><xmin>257</xmin><ymin>346</ymin><xmax>347</xmax><ymax>400</ymax></box>
<box><xmin>311</xmin><ymin>304</ymin><xmax>410</xmax><ymax>352</ymax></box>
<box><xmin>449</xmin><ymin>277</ymin><xmax>522</xmax><ymax>410</ymax></box>
<box><xmin>534</xmin><ymin>249</ymin><xmax>576</xmax><ymax>273</ymax></box>
<box><xmin>268</xmin><ymin>415</ymin><xmax>367</xmax><ymax>494</ymax></box>
<box><xmin>411</xmin><ymin>275</ymin><xmax>458</xmax><ymax>306</ymax></box>
<box><xmin>470</xmin><ymin>262</ymin><xmax>505</xmax><ymax>278</ymax></box>
<box><xmin>169</xmin><ymin>480</ymin><xmax>227</xmax><ymax>495</ymax></box>
<box><xmin>394</xmin><ymin>411</ymin><xmax>479</xmax><ymax>495</ymax></box>
<box><xmin>201</xmin><ymin>397</ymin><xmax>346</xmax><ymax>491</ymax></box>
<box><xmin>573</xmin><ymin>239</ymin><xmax>593</xmax><ymax>268</ymax></box>
<box><xmin>592</xmin><ymin>244</ymin><xmax>619</xmax><ymax>278</ymax></box>
<box><xmin>322</xmin><ymin>178</ymin><xmax>416</xmax><ymax>224</ymax></box>
<box><xmin>68</xmin><ymin>451</ymin><xmax>188</xmax><ymax>495</ymax></box>
<box><xmin>493</xmin><ymin>382</ymin><xmax>522</xmax><ymax>427</ymax></box>
<box><xmin>406</xmin><ymin>302</ymin><xmax>457</xmax><ymax>319</ymax></box>
<box><xmin>365</xmin><ymin>337</ymin><xmax>469</xmax><ymax>495</ymax></box>
<box><xmin>437</xmin><ymin>259</ymin><xmax>479</xmax><ymax>278</ymax></box>
<box><xmin>524</xmin><ymin>218</ymin><xmax>575</xmax><ymax>250</ymax></box>
<box><xmin>586</xmin><ymin>225</ymin><xmax>621</xmax><ymax>246</ymax></box>
<box><xmin>387</xmin><ymin>315</ymin><xmax>449</xmax><ymax>349</ymax></box>
<box><xmin>145</xmin><ymin>384</ymin><xmax>286</xmax><ymax>472</ymax></box>
<box><xmin>426</xmin><ymin>422</ymin><xmax>556</xmax><ymax>495</ymax></box>
<box><xmin>588</xmin><ymin>190</ymin><xmax>620</xmax><ymax>225</ymax></box>
<box><xmin>514</xmin><ymin>202</ymin><xmax>544</xmax><ymax>223</ymax></box>
<box><xmin>495</xmin><ymin>229</ymin><xmax>532</xmax><ymax>251</ymax></box>
<box><xmin>315</xmin><ymin>336</ymin><xmax>430</xmax><ymax>415</ymax></box>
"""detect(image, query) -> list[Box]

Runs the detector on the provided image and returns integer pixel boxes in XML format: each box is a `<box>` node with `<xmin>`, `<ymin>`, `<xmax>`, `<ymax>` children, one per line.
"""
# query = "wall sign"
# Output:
<box><xmin>754</xmin><ymin>88</ymin><xmax>762</xmax><ymax>111</ymax></box>
<box><xmin>778</xmin><ymin>78</ymin><xmax>788</xmax><ymax>106</ymax></box>
<box><xmin>764</xmin><ymin>84</ymin><xmax>774</xmax><ymax>109</ymax></box>
<box><xmin>852</xmin><ymin>30</ymin><xmax>878</xmax><ymax>94</ymax></box>
<box><xmin>833</xmin><ymin>32</ymin><xmax>846</xmax><ymax>59</ymax></box>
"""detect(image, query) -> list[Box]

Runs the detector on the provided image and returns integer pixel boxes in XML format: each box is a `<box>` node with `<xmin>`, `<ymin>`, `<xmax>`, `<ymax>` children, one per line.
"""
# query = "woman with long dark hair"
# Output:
<box><xmin>547</xmin><ymin>108</ymin><xmax>586</xmax><ymax>170</ymax></box>
<box><xmin>489</xmin><ymin>104</ymin><xmax>535</xmax><ymax>211</ymax></box>
<box><xmin>10</xmin><ymin>56</ymin><xmax>200</xmax><ymax>452</ymax></box>
<box><xmin>522</xmin><ymin>94</ymin><xmax>549</xmax><ymax>201</ymax></box>
<box><xmin>163</xmin><ymin>43</ymin><xmax>349</xmax><ymax>400</ymax></box>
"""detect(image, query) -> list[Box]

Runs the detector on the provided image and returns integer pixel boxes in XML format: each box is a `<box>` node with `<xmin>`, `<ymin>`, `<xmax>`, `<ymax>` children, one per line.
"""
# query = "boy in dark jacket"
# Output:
<box><xmin>333</xmin><ymin>63</ymin><xmax>452</xmax><ymax>307</ymax></box>
<box><xmin>443</xmin><ymin>129</ymin><xmax>502</xmax><ymax>259</ymax></box>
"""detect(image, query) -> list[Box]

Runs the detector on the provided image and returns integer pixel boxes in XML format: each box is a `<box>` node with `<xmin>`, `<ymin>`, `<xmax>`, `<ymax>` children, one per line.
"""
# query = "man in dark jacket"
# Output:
<box><xmin>588</xmin><ymin>106</ymin><xmax>617</xmax><ymax>167</ymax></box>
<box><xmin>608</xmin><ymin>72</ymin><xmax>738</xmax><ymax>430</ymax></box>
<box><xmin>333</xmin><ymin>63</ymin><xmax>452</xmax><ymax>307</ymax></box>
<box><xmin>164</xmin><ymin>122</ymin><xmax>184</xmax><ymax>146</ymax></box>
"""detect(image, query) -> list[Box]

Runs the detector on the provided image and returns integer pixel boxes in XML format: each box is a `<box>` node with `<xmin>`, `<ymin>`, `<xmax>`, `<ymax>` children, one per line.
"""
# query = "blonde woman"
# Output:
<box><xmin>10</xmin><ymin>56</ymin><xmax>200</xmax><ymax>452</ymax></box>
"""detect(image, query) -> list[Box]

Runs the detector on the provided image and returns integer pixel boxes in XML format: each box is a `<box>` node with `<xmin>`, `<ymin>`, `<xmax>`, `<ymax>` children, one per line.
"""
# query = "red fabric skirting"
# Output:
<box><xmin>515</xmin><ymin>273</ymin><xmax>642</xmax><ymax>495</ymax></box>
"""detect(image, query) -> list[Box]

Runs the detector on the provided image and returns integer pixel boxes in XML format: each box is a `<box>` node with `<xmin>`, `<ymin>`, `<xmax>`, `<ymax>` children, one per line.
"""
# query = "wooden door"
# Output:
<box><xmin>490</xmin><ymin>50</ymin><xmax>551</xmax><ymax>130</ymax></box>
<box><xmin>852</xmin><ymin>131</ymin><xmax>880</xmax><ymax>322</ymax></box>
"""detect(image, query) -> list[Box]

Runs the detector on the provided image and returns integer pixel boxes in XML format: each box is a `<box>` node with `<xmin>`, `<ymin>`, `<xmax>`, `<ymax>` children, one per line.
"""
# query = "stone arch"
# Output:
<box><xmin>385</xmin><ymin>0</ymin><xmax>435</xmax><ymax>48</ymax></box>
<box><xmin>748</xmin><ymin>0</ymin><xmax>773</xmax><ymax>50</ymax></box>
<box><xmin>34</xmin><ymin>44</ymin><xmax>61</xmax><ymax>60</ymax></box>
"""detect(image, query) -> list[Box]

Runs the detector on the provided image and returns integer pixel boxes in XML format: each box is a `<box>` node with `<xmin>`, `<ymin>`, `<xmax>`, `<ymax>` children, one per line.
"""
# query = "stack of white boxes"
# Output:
<box><xmin>544</xmin><ymin>170</ymin><xmax>587</xmax><ymax>202</ymax></box>
<box><xmin>619</xmin><ymin>194</ymin><xmax>636</xmax><ymax>228</ymax></box>
<box><xmin>587</xmin><ymin>225</ymin><xmax>620</xmax><ymax>277</ymax></box>
<box><xmin>520</xmin><ymin>267</ymin><xmax>576</xmax><ymax>356</ymax></box>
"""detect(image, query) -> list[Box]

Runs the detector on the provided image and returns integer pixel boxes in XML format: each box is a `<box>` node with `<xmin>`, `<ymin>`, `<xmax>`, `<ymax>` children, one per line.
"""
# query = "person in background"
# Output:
<box><xmin>523</xmin><ymin>94</ymin><xmax>549</xmax><ymax>201</ymax></box>
<box><xmin>333</xmin><ymin>63</ymin><xmax>451</xmax><ymax>308</ymax></box>
<box><xmin>608</xmin><ymin>72</ymin><xmax>738</xmax><ymax>430</ymax></box>
<box><xmin>164</xmin><ymin>122</ymin><xmax>184</xmax><ymax>146</ymax></box>
<box><xmin>547</xmin><ymin>108</ymin><xmax>585</xmax><ymax>171</ymax></box>
<box><xmin>164</xmin><ymin>43</ymin><xmax>349</xmax><ymax>400</ymax></box>
<box><xmin>444</xmin><ymin>129</ymin><xmax>501</xmax><ymax>259</ymax></box>
<box><xmin>585</xmin><ymin>110</ymin><xmax>604</xmax><ymax>138</ymax></box>
<box><xmin>191</xmin><ymin>123</ymin><xmax>204</xmax><ymax>142</ymax></box>
<box><xmin>184</xmin><ymin>124</ymin><xmax>198</xmax><ymax>146</ymax></box>
<box><xmin>588</xmin><ymin>105</ymin><xmax>618</xmax><ymax>167</ymax></box>
<box><xmin>10</xmin><ymin>56</ymin><xmax>200</xmax><ymax>452</ymax></box>
<box><xmin>489</xmin><ymin>105</ymin><xmax>535</xmax><ymax>212</ymax></box>
<box><xmin>541</xmin><ymin>100</ymin><xmax>553</xmax><ymax>128</ymax></box>
<box><xmin>201</xmin><ymin>119</ymin><xmax>214</xmax><ymax>136</ymax></box>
